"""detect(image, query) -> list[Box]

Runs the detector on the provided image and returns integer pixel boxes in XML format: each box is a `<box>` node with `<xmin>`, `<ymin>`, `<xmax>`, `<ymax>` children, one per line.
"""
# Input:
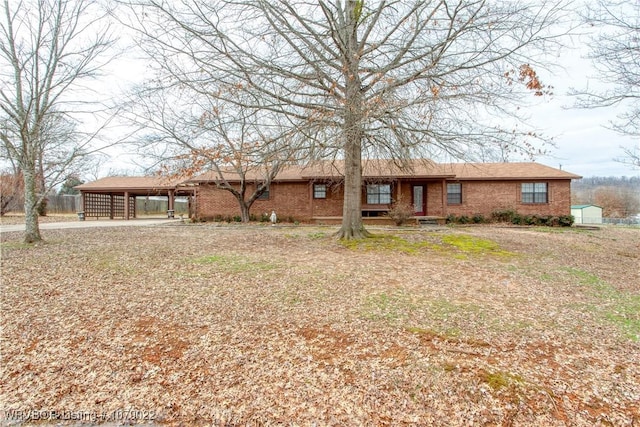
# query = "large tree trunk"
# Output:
<box><xmin>336</xmin><ymin>1</ymin><xmax>369</xmax><ymax>240</ymax></box>
<box><xmin>337</xmin><ymin>136</ymin><xmax>369</xmax><ymax>239</ymax></box>
<box><xmin>22</xmin><ymin>168</ymin><xmax>42</xmax><ymax>243</ymax></box>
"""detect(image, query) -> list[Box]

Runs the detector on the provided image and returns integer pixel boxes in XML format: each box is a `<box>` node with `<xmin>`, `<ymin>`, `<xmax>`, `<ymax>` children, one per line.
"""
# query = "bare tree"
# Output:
<box><xmin>0</xmin><ymin>0</ymin><xmax>116</xmax><ymax>242</ymax></box>
<box><xmin>594</xmin><ymin>186</ymin><xmax>640</xmax><ymax>218</ymax></box>
<box><xmin>0</xmin><ymin>168</ymin><xmax>23</xmax><ymax>215</ymax></box>
<box><xmin>573</xmin><ymin>0</ymin><xmax>640</xmax><ymax>169</ymax></box>
<box><xmin>615</xmin><ymin>145</ymin><xmax>640</xmax><ymax>170</ymax></box>
<box><xmin>124</xmin><ymin>0</ymin><xmax>570</xmax><ymax>238</ymax></box>
<box><xmin>127</xmin><ymin>86</ymin><xmax>305</xmax><ymax>222</ymax></box>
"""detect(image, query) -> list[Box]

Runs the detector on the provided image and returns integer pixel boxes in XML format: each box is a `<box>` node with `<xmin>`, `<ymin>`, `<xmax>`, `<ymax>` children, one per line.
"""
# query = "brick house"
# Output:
<box><xmin>188</xmin><ymin>160</ymin><xmax>581</xmax><ymax>223</ymax></box>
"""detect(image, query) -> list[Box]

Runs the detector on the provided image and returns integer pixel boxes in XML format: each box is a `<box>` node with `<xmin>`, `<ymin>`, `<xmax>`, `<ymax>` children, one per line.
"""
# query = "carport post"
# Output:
<box><xmin>168</xmin><ymin>190</ymin><xmax>175</xmax><ymax>218</ymax></box>
<box><xmin>124</xmin><ymin>191</ymin><xmax>130</xmax><ymax>220</ymax></box>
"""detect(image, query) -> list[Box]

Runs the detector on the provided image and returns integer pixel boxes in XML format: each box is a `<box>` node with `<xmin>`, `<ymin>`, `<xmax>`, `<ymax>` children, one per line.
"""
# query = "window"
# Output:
<box><xmin>366</xmin><ymin>184</ymin><xmax>392</xmax><ymax>204</ymax></box>
<box><xmin>447</xmin><ymin>183</ymin><xmax>462</xmax><ymax>204</ymax></box>
<box><xmin>521</xmin><ymin>182</ymin><xmax>548</xmax><ymax>203</ymax></box>
<box><xmin>257</xmin><ymin>187</ymin><xmax>270</xmax><ymax>200</ymax></box>
<box><xmin>313</xmin><ymin>183</ymin><xmax>327</xmax><ymax>199</ymax></box>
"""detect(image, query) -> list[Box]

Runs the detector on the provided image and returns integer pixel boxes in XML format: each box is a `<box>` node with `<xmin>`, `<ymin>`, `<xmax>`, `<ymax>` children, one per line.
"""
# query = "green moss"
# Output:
<box><xmin>441</xmin><ymin>234</ymin><xmax>513</xmax><ymax>257</ymax></box>
<box><xmin>340</xmin><ymin>233</ymin><xmax>436</xmax><ymax>254</ymax></box>
<box><xmin>480</xmin><ymin>370</ymin><xmax>525</xmax><ymax>390</ymax></box>
<box><xmin>405</xmin><ymin>326</ymin><xmax>437</xmax><ymax>335</ymax></box>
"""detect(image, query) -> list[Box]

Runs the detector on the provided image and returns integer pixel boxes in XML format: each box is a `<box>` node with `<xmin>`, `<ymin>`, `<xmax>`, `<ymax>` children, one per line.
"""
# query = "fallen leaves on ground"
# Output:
<box><xmin>1</xmin><ymin>224</ymin><xmax>638</xmax><ymax>426</ymax></box>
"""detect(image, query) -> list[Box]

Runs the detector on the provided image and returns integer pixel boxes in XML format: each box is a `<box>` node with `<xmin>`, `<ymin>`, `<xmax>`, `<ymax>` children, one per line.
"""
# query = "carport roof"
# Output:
<box><xmin>75</xmin><ymin>176</ymin><xmax>189</xmax><ymax>195</ymax></box>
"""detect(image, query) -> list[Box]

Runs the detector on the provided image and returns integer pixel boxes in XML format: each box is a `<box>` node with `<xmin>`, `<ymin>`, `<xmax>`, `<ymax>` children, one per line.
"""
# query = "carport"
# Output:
<box><xmin>75</xmin><ymin>177</ymin><xmax>194</xmax><ymax>220</ymax></box>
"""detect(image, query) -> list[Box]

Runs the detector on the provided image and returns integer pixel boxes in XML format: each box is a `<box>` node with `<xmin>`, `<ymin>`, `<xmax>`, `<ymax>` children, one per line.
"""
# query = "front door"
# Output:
<box><xmin>412</xmin><ymin>185</ymin><xmax>425</xmax><ymax>216</ymax></box>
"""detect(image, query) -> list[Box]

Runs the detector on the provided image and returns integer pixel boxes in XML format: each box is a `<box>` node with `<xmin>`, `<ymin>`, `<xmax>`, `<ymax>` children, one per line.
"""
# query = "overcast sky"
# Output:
<box><xmin>528</xmin><ymin>33</ymin><xmax>639</xmax><ymax>178</ymax></box>
<box><xmin>98</xmin><ymin>3</ymin><xmax>640</xmax><ymax>180</ymax></box>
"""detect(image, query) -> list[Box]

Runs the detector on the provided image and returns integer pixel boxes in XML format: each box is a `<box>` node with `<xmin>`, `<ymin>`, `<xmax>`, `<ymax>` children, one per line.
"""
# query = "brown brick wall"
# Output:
<box><xmin>194</xmin><ymin>179</ymin><xmax>574</xmax><ymax>221</ymax></box>
<box><xmin>195</xmin><ymin>182</ymin><xmax>314</xmax><ymax>221</ymax></box>
<box><xmin>311</xmin><ymin>182</ymin><xmax>344</xmax><ymax>216</ymax></box>
<box><xmin>445</xmin><ymin>180</ymin><xmax>573</xmax><ymax>217</ymax></box>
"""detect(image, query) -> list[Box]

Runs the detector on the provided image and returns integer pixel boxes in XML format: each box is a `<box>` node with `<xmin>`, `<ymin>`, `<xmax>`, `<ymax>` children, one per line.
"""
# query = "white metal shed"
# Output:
<box><xmin>571</xmin><ymin>204</ymin><xmax>603</xmax><ymax>224</ymax></box>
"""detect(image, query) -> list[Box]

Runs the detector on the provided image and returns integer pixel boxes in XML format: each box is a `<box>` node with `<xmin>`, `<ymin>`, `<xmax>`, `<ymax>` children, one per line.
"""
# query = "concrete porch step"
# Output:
<box><xmin>415</xmin><ymin>216</ymin><xmax>447</xmax><ymax>226</ymax></box>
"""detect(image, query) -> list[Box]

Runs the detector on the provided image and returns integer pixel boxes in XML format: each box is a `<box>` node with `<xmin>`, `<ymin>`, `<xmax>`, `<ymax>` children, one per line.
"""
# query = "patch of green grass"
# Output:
<box><xmin>1</xmin><ymin>238</ymin><xmax>64</xmax><ymax>251</ymax></box>
<box><xmin>308</xmin><ymin>231</ymin><xmax>327</xmax><ymax>239</ymax></box>
<box><xmin>533</xmin><ymin>227</ymin><xmax>595</xmax><ymax>235</ymax></box>
<box><xmin>428</xmin><ymin>297</ymin><xmax>484</xmax><ymax>320</ymax></box>
<box><xmin>193</xmin><ymin>254</ymin><xmax>280</xmax><ymax>273</ymax></box>
<box><xmin>90</xmin><ymin>254</ymin><xmax>137</xmax><ymax>274</ymax></box>
<box><xmin>1</xmin><ymin>241</ymin><xmax>34</xmax><ymax>250</ymax></box>
<box><xmin>604</xmin><ymin>295</ymin><xmax>640</xmax><ymax>341</ymax></box>
<box><xmin>361</xmin><ymin>290</ymin><xmax>416</xmax><ymax>323</ymax></box>
<box><xmin>540</xmin><ymin>272</ymin><xmax>555</xmax><ymax>282</ymax></box>
<box><xmin>563</xmin><ymin>267</ymin><xmax>611</xmax><ymax>293</ymax></box>
<box><xmin>564</xmin><ymin>267</ymin><xmax>640</xmax><ymax>340</ymax></box>
<box><xmin>440</xmin><ymin>234</ymin><xmax>513</xmax><ymax>258</ymax></box>
<box><xmin>269</xmin><ymin>285</ymin><xmax>305</xmax><ymax>306</ymax></box>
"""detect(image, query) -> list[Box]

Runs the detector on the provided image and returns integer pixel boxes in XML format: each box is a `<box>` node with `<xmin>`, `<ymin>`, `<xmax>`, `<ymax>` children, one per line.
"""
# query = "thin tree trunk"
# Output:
<box><xmin>36</xmin><ymin>158</ymin><xmax>47</xmax><ymax>216</ymax></box>
<box><xmin>22</xmin><ymin>168</ymin><xmax>42</xmax><ymax>243</ymax></box>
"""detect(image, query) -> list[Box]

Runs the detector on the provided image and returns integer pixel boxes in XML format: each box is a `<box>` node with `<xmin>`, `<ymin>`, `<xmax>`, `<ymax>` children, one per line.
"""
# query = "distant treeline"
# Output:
<box><xmin>572</xmin><ymin>176</ymin><xmax>640</xmax><ymax>191</ymax></box>
<box><xmin>572</xmin><ymin>176</ymin><xmax>640</xmax><ymax>217</ymax></box>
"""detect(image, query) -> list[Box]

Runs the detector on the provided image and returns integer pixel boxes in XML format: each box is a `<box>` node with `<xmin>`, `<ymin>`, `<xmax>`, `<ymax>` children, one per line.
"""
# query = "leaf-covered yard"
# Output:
<box><xmin>1</xmin><ymin>224</ymin><xmax>639</xmax><ymax>425</ymax></box>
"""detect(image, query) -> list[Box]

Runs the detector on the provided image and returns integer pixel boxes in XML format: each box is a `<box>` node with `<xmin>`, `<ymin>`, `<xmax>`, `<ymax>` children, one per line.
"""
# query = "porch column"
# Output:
<box><xmin>124</xmin><ymin>191</ymin><xmax>130</xmax><ymax>220</ymax></box>
<box><xmin>441</xmin><ymin>179</ymin><xmax>447</xmax><ymax>216</ymax></box>
<box><xmin>109</xmin><ymin>194</ymin><xmax>114</xmax><ymax>219</ymax></box>
<box><xmin>191</xmin><ymin>188</ymin><xmax>197</xmax><ymax>219</ymax></box>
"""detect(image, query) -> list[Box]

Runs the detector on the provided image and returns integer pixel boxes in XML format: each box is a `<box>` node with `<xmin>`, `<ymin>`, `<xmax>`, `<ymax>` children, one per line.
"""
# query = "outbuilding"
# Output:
<box><xmin>571</xmin><ymin>204</ymin><xmax>603</xmax><ymax>224</ymax></box>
